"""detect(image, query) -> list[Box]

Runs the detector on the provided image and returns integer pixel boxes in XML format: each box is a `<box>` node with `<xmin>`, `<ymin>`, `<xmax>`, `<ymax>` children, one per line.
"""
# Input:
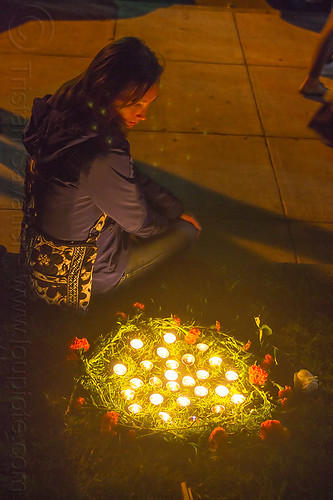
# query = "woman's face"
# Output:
<box><xmin>115</xmin><ymin>81</ymin><xmax>159</xmax><ymax>129</ymax></box>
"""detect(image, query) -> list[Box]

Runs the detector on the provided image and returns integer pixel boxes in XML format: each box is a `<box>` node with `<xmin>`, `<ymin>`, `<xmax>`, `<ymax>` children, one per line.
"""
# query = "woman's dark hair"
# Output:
<box><xmin>52</xmin><ymin>37</ymin><xmax>164</xmax><ymax>132</ymax></box>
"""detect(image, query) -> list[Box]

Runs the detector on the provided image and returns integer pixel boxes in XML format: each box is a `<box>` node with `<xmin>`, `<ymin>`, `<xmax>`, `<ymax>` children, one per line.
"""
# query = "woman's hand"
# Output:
<box><xmin>180</xmin><ymin>212</ymin><xmax>202</xmax><ymax>237</ymax></box>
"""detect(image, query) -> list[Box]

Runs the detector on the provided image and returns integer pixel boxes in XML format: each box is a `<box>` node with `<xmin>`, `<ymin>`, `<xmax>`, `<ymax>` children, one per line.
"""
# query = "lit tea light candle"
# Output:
<box><xmin>215</xmin><ymin>385</ymin><xmax>229</xmax><ymax>397</ymax></box>
<box><xmin>194</xmin><ymin>386</ymin><xmax>208</xmax><ymax>397</ymax></box>
<box><xmin>166</xmin><ymin>359</ymin><xmax>179</xmax><ymax>370</ymax></box>
<box><xmin>157</xmin><ymin>347</ymin><xmax>169</xmax><ymax>358</ymax></box>
<box><xmin>164</xmin><ymin>370</ymin><xmax>178</xmax><ymax>381</ymax></box>
<box><xmin>163</xmin><ymin>331</ymin><xmax>177</xmax><ymax>344</ymax></box>
<box><xmin>225</xmin><ymin>370</ymin><xmax>238</xmax><ymax>381</ymax></box>
<box><xmin>181</xmin><ymin>354</ymin><xmax>195</xmax><ymax>366</ymax></box>
<box><xmin>182</xmin><ymin>376</ymin><xmax>196</xmax><ymax>387</ymax></box>
<box><xmin>128</xmin><ymin>404</ymin><xmax>142</xmax><ymax>414</ymax></box>
<box><xmin>196</xmin><ymin>370</ymin><xmax>209</xmax><ymax>380</ymax></box>
<box><xmin>196</xmin><ymin>343</ymin><xmax>209</xmax><ymax>352</ymax></box>
<box><xmin>150</xmin><ymin>393</ymin><xmax>164</xmax><ymax>405</ymax></box>
<box><xmin>211</xmin><ymin>405</ymin><xmax>225</xmax><ymax>414</ymax></box>
<box><xmin>159</xmin><ymin>412</ymin><xmax>172</xmax><ymax>422</ymax></box>
<box><xmin>129</xmin><ymin>378</ymin><xmax>144</xmax><ymax>390</ymax></box>
<box><xmin>209</xmin><ymin>356</ymin><xmax>222</xmax><ymax>367</ymax></box>
<box><xmin>140</xmin><ymin>360</ymin><xmax>153</xmax><ymax>371</ymax></box>
<box><xmin>130</xmin><ymin>339</ymin><xmax>143</xmax><ymax>349</ymax></box>
<box><xmin>113</xmin><ymin>363</ymin><xmax>127</xmax><ymax>376</ymax></box>
<box><xmin>149</xmin><ymin>376</ymin><xmax>163</xmax><ymax>387</ymax></box>
<box><xmin>166</xmin><ymin>381</ymin><xmax>180</xmax><ymax>392</ymax></box>
<box><xmin>231</xmin><ymin>394</ymin><xmax>245</xmax><ymax>404</ymax></box>
<box><xmin>177</xmin><ymin>396</ymin><xmax>191</xmax><ymax>407</ymax></box>
<box><xmin>121</xmin><ymin>389</ymin><xmax>135</xmax><ymax>401</ymax></box>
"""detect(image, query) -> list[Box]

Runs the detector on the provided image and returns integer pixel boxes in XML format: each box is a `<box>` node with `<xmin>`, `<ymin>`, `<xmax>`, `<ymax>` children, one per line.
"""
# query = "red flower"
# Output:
<box><xmin>249</xmin><ymin>364</ymin><xmax>268</xmax><ymax>386</ymax></box>
<box><xmin>262</xmin><ymin>354</ymin><xmax>274</xmax><ymax>370</ymax></box>
<box><xmin>69</xmin><ymin>337</ymin><xmax>90</xmax><ymax>352</ymax></box>
<box><xmin>73</xmin><ymin>397</ymin><xmax>86</xmax><ymax>411</ymax></box>
<box><xmin>133</xmin><ymin>302</ymin><xmax>145</xmax><ymax>310</ymax></box>
<box><xmin>216</xmin><ymin>321</ymin><xmax>221</xmax><ymax>332</ymax></box>
<box><xmin>116</xmin><ymin>311</ymin><xmax>127</xmax><ymax>320</ymax></box>
<box><xmin>209</xmin><ymin>427</ymin><xmax>228</xmax><ymax>451</ymax></box>
<box><xmin>184</xmin><ymin>327</ymin><xmax>200</xmax><ymax>345</ymax></box>
<box><xmin>278</xmin><ymin>386</ymin><xmax>293</xmax><ymax>406</ymax></box>
<box><xmin>100</xmin><ymin>411</ymin><xmax>120</xmax><ymax>436</ymax></box>
<box><xmin>172</xmin><ymin>315</ymin><xmax>181</xmax><ymax>325</ymax></box>
<box><xmin>242</xmin><ymin>340</ymin><xmax>251</xmax><ymax>351</ymax></box>
<box><xmin>259</xmin><ymin>420</ymin><xmax>290</xmax><ymax>444</ymax></box>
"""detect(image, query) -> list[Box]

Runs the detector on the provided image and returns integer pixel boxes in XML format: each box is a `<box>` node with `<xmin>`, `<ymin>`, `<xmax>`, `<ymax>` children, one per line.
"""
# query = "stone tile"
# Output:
<box><xmin>196</xmin><ymin>217</ymin><xmax>296</xmax><ymax>265</ymax></box>
<box><xmin>0</xmin><ymin>20</ymin><xmax>115</xmax><ymax>57</ymax></box>
<box><xmin>116</xmin><ymin>5</ymin><xmax>244</xmax><ymax>63</ymax></box>
<box><xmin>289</xmin><ymin>222</ymin><xmax>333</xmax><ymax>267</ymax></box>
<box><xmin>0</xmin><ymin>209</ymin><xmax>22</xmax><ymax>253</ymax></box>
<box><xmin>268</xmin><ymin>137</ymin><xmax>333</xmax><ymax>222</ymax></box>
<box><xmin>235</xmin><ymin>12</ymin><xmax>323</xmax><ymax>67</ymax></box>
<box><xmin>0</xmin><ymin>54</ymin><xmax>90</xmax><ymax>120</ymax></box>
<box><xmin>248</xmin><ymin>66</ymin><xmax>332</xmax><ymax>138</ymax></box>
<box><xmin>135</xmin><ymin>62</ymin><xmax>262</xmax><ymax>135</ymax></box>
<box><xmin>130</xmin><ymin>132</ymin><xmax>284</xmax><ymax>217</ymax></box>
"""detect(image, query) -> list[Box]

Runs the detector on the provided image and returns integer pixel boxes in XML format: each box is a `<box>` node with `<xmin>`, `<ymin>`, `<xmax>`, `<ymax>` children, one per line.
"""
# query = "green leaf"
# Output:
<box><xmin>261</xmin><ymin>325</ymin><xmax>273</xmax><ymax>336</ymax></box>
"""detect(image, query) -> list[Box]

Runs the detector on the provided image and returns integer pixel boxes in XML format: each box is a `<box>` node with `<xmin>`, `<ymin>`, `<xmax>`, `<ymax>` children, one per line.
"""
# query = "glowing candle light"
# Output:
<box><xmin>209</xmin><ymin>356</ymin><xmax>222</xmax><ymax>367</ymax></box>
<box><xmin>181</xmin><ymin>354</ymin><xmax>195</xmax><ymax>366</ymax></box>
<box><xmin>188</xmin><ymin>416</ymin><xmax>197</xmax><ymax>423</ymax></box>
<box><xmin>164</xmin><ymin>370</ymin><xmax>178</xmax><ymax>381</ymax></box>
<box><xmin>166</xmin><ymin>381</ymin><xmax>180</xmax><ymax>391</ymax></box>
<box><xmin>182</xmin><ymin>376</ymin><xmax>196</xmax><ymax>387</ymax></box>
<box><xmin>163</xmin><ymin>331</ymin><xmax>177</xmax><ymax>344</ymax></box>
<box><xmin>225</xmin><ymin>370</ymin><xmax>238</xmax><ymax>381</ymax></box>
<box><xmin>157</xmin><ymin>347</ymin><xmax>169</xmax><ymax>358</ymax></box>
<box><xmin>150</xmin><ymin>393</ymin><xmax>164</xmax><ymax>405</ymax></box>
<box><xmin>128</xmin><ymin>404</ymin><xmax>142</xmax><ymax>414</ymax></box>
<box><xmin>159</xmin><ymin>412</ymin><xmax>172</xmax><ymax>422</ymax></box>
<box><xmin>140</xmin><ymin>360</ymin><xmax>153</xmax><ymax>371</ymax></box>
<box><xmin>121</xmin><ymin>389</ymin><xmax>135</xmax><ymax>401</ymax></box>
<box><xmin>196</xmin><ymin>370</ymin><xmax>209</xmax><ymax>380</ymax></box>
<box><xmin>196</xmin><ymin>343</ymin><xmax>209</xmax><ymax>352</ymax></box>
<box><xmin>177</xmin><ymin>396</ymin><xmax>191</xmax><ymax>407</ymax></box>
<box><xmin>231</xmin><ymin>394</ymin><xmax>245</xmax><ymax>404</ymax></box>
<box><xmin>211</xmin><ymin>405</ymin><xmax>225</xmax><ymax>414</ymax></box>
<box><xmin>113</xmin><ymin>363</ymin><xmax>127</xmax><ymax>376</ymax></box>
<box><xmin>130</xmin><ymin>339</ymin><xmax>143</xmax><ymax>349</ymax></box>
<box><xmin>166</xmin><ymin>359</ymin><xmax>179</xmax><ymax>370</ymax></box>
<box><xmin>194</xmin><ymin>386</ymin><xmax>208</xmax><ymax>397</ymax></box>
<box><xmin>215</xmin><ymin>385</ymin><xmax>229</xmax><ymax>397</ymax></box>
<box><xmin>129</xmin><ymin>378</ymin><xmax>144</xmax><ymax>390</ymax></box>
<box><xmin>149</xmin><ymin>376</ymin><xmax>163</xmax><ymax>387</ymax></box>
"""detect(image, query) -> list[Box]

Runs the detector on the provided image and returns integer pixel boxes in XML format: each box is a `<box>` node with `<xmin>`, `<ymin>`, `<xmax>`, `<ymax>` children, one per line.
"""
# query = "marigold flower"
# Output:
<box><xmin>69</xmin><ymin>337</ymin><xmax>90</xmax><ymax>352</ymax></box>
<box><xmin>249</xmin><ymin>364</ymin><xmax>268</xmax><ymax>385</ymax></box>
<box><xmin>278</xmin><ymin>386</ymin><xmax>293</xmax><ymax>406</ymax></box>
<box><xmin>209</xmin><ymin>427</ymin><xmax>228</xmax><ymax>451</ymax></box>
<box><xmin>184</xmin><ymin>327</ymin><xmax>200</xmax><ymax>345</ymax></box>
<box><xmin>116</xmin><ymin>311</ymin><xmax>127</xmax><ymax>320</ymax></box>
<box><xmin>262</xmin><ymin>354</ymin><xmax>274</xmax><ymax>370</ymax></box>
<box><xmin>242</xmin><ymin>340</ymin><xmax>251</xmax><ymax>351</ymax></box>
<box><xmin>133</xmin><ymin>302</ymin><xmax>145</xmax><ymax>310</ymax></box>
<box><xmin>172</xmin><ymin>315</ymin><xmax>181</xmax><ymax>325</ymax></box>
<box><xmin>73</xmin><ymin>397</ymin><xmax>86</xmax><ymax>411</ymax></box>
<box><xmin>100</xmin><ymin>411</ymin><xmax>120</xmax><ymax>435</ymax></box>
<box><xmin>216</xmin><ymin>321</ymin><xmax>221</xmax><ymax>332</ymax></box>
<box><xmin>259</xmin><ymin>420</ymin><xmax>290</xmax><ymax>444</ymax></box>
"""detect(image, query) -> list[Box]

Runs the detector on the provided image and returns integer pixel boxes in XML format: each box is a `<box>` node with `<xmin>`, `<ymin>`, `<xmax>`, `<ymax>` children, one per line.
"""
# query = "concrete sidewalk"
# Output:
<box><xmin>0</xmin><ymin>0</ymin><xmax>332</xmax><ymax>279</ymax></box>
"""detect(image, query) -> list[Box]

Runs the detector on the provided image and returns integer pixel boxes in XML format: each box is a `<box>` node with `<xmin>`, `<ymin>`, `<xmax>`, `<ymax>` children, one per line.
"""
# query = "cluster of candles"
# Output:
<box><xmin>112</xmin><ymin>332</ymin><xmax>246</xmax><ymax>421</ymax></box>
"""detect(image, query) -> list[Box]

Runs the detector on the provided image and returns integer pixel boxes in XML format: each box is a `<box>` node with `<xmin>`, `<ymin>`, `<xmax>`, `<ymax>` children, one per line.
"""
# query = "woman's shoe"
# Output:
<box><xmin>299</xmin><ymin>80</ymin><xmax>327</xmax><ymax>96</ymax></box>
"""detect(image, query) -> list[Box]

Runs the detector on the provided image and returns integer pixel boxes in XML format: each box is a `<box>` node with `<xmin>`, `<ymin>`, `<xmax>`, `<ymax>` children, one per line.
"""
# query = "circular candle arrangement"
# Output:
<box><xmin>74</xmin><ymin>314</ymin><xmax>276</xmax><ymax>440</ymax></box>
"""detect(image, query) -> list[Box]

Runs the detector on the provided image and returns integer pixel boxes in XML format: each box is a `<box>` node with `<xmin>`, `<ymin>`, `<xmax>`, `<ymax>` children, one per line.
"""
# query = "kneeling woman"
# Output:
<box><xmin>21</xmin><ymin>37</ymin><xmax>200</xmax><ymax>310</ymax></box>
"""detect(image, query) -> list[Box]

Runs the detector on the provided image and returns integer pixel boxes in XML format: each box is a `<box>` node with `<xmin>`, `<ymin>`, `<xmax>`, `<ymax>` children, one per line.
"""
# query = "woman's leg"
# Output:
<box><xmin>299</xmin><ymin>8</ymin><xmax>333</xmax><ymax>95</ymax></box>
<box><xmin>117</xmin><ymin>218</ymin><xmax>197</xmax><ymax>287</ymax></box>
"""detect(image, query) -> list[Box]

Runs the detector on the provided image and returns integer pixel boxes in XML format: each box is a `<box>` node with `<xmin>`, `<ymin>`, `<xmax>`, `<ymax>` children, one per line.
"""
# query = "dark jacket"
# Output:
<box><xmin>23</xmin><ymin>95</ymin><xmax>184</xmax><ymax>293</ymax></box>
